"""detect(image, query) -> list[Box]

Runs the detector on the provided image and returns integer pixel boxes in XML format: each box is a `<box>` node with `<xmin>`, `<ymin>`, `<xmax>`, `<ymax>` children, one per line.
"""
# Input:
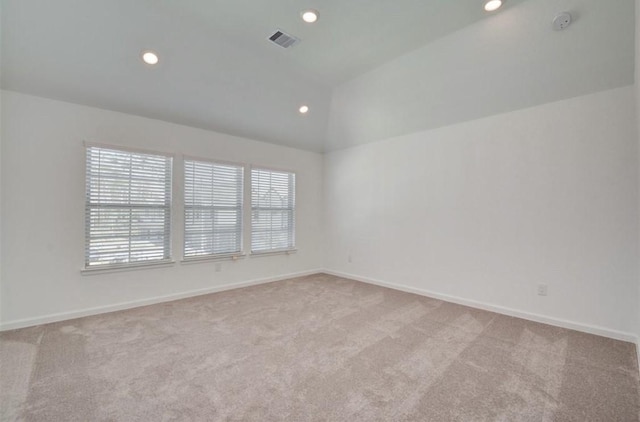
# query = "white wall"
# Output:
<box><xmin>325</xmin><ymin>86</ymin><xmax>639</xmax><ymax>338</ymax></box>
<box><xmin>0</xmin><ymin>3</ymin><xmax>3</xmax><ymax>324</ymax></box>
<box><xmin>327</xmin><ymin>0</ymin><xmax>635</xmax><ymax>150</ymax></box>
<box><xmin>636</xmin><ymin>0</ymin><xmax>640</xmax><ymax>342</ymax></box>
<box><xmin>0</xmin><ymin>91</ymin><xmax>324</xmax><ymax>328</ymax></box>
<box><xmin>1</xmin><ymin>0</ymin><xmax>333</xmax><ymax>152</ymax></box>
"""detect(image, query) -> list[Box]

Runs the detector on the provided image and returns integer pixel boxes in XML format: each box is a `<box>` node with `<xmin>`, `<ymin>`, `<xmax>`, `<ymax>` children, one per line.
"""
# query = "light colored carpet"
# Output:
<box><xmin>1</xmin><ymin>273</ymin><xmax>638</xmax><ymax>421</ymax></box>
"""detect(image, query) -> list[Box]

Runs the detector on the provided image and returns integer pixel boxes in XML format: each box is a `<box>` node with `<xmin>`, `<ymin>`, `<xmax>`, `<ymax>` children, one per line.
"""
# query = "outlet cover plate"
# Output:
<box><xmin>537</xmin><ymin>284</ymin><xmax>548</xmax><ymax>296</ymax></box>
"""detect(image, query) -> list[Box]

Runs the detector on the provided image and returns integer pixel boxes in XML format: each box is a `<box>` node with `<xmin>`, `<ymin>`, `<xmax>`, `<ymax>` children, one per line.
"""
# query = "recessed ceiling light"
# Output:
<box><xmin>299</xmin><ymin>105</ymin><xmax>309</xmax><ymax>114</ymax></box>
<box><xmin>484</xmin><ymin>0</ymin><xmax>503</xmax><ymax>12</ymax></box>
<box><xmin>301</xmin><ymin>10</ymin><xmax>319</xmax><ymax>23</ymax></box>
<box><xmin>141</xmin><ymin>50</ymin><xmax>159</xmax><ymax>65</ymax></box>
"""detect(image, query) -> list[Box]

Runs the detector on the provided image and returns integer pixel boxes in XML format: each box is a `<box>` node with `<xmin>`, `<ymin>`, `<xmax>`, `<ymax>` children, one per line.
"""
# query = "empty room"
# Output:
<box><xmin>2</xmin><ymin>0</ymin><xmax>640</xmax><ymax>420</ymax></box>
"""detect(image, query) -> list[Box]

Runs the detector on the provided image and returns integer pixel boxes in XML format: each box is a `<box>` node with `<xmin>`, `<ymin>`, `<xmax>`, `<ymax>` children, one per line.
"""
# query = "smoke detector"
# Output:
<box><xmin>552</xmin><ymin>12</ymin><xmax>572</xmax><ymax>31</ymax></box>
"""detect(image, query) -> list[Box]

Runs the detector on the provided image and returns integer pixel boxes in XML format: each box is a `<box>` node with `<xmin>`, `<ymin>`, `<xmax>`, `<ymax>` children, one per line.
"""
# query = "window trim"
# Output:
<box><xmin>180</xmin><ymin>253</ymin><xmax>246</xmax><ymax>265</ymax></box>
<box><xmin>182</xmin><ymin>157</ymin><xmax>245</xmax><ymax>261</ymax></box>
<box><xmin>83</xmin><ymin>141</ymin><xmax>175</xmax><ymax>159</ymax></box>
<box><xmin>83</xmin><ymin>143</ymin><xmax>174</xmax><ymax>270</ymax></box>
<box><xmin>249</xmin><ymin>165</ymin><xmax>297</xmax><ymax>254</ymax></box>
<box><xmin>81</xmin><ymin>144</ymin><xmax>303</xmax><ymax>273</ymax></box>
<box><xmin>250</xmin><ymin>248</ymin><xmax>297</xmax><ymax>257</ymax></box>
<box><xmin>81</xmin><ymin>259</ymin><xmax>175</xmax><ymax>275</ymax></box>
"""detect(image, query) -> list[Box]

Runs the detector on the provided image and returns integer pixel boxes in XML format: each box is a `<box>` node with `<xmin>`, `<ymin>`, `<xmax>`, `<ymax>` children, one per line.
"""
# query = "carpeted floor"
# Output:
<box><xmin>1</xmin><ymin>273</ymin><xmax>639</xmax><ymax>421</ymax></box>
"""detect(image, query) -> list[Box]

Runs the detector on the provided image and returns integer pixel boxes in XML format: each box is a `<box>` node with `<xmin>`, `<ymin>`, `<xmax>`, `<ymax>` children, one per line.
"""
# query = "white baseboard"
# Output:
<box><xmin>3</xmin><ymin>267</ymin><xmax>638</xmax><ymax>346</ymax></box>
<box><xmin>0</xmin><ymin>269</ymin><xmax>323</xmax><ymax>331</ymax></box>
<box><xmin>323</xmin><ymin>269</ymin><xmax>638</xmax><ymax>343</ymax></box>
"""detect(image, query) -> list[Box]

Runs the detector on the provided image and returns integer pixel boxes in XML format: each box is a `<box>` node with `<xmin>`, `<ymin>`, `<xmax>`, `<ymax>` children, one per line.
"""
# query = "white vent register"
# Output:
<box><xmin>268</xmin><ymin>30</ymin><xmax>300</xmax><ymax>49</ymax></box>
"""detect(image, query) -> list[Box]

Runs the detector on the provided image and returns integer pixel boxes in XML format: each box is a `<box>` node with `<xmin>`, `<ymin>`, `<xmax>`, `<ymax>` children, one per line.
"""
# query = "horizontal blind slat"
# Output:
<box><xmin>250</xmin><ymin>169</ymin><xmax>295</xmax><ymax>252</ymax></box>
<box><xmin>85</xmin><ymin>146</ymin><xmax>172</xmax><ymax>267</ymax></box>
<box><xmin>184</xmin><ymin>159</ymin><xmax>243</xmax><ymax>257</ymax></box>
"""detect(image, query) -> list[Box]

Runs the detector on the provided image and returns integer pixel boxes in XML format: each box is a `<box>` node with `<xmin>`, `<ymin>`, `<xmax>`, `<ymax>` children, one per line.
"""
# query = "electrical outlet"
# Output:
<box><xmin>347</xmin><ymin>254</ymin><xmax>352</xmax><ymax>263</ymax></box>
<box><xmin>537</xmin><ymin>284</ymin><xmax>548</xmax><ymax>296</ymax></box>
<box><xmin>215</xmin><ymin>263</ymin><xmax>222</xmax><ymax>272</ymax></box>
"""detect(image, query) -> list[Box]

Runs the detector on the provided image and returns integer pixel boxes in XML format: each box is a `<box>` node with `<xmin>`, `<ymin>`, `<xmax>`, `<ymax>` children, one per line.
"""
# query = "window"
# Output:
<box><xmin>85</xmin><ymin>146</ymin><xmax>172</xmax><ymax>268</ymax></box>
<box><xmin>184</xmin><ymin>159</ymin><xmax>243</xmax><ymax>259</ymax></box>
<box><xmin>251</xmin><ymin>168</ymin><xmax>295</xmax><ymax>253</ymax></box>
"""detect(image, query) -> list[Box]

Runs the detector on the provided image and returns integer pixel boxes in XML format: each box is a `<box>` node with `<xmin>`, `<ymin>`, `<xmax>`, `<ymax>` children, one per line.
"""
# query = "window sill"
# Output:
<box><xmin>81</xmin><ymin>260</ymin><xmax>175</xmax><ymax>275</ymax></box>
<box><xmin>250</xmin><ymin>249</ymin><xmax>297</xmax><ymax>258</ymax></box>
<box><xmin>181</xmin><ymin>253</ymin><xmax>246</xmax><ymax>265</ymax></box>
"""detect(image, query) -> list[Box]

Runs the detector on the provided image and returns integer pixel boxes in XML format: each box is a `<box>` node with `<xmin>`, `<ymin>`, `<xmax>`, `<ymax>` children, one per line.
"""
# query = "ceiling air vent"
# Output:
<box><xmin>268</xmin><ymin>30</ymin><xmax>300</xmax><ymax>49</ymax></box>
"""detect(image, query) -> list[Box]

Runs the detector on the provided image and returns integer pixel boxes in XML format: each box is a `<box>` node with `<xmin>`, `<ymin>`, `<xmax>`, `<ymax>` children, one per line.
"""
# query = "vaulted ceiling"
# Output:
<box><xmin>1</xmin><ymin>0</ymin><xmax>635</xmax><ymax>151</ymax></box>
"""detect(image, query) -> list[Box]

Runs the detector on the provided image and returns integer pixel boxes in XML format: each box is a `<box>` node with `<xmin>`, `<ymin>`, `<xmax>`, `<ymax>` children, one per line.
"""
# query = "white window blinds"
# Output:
<box><xmin>184</xmin><ymin>160</ymin><xmax>243</xmax><ymax>258</ymax></box>
<box><xmin>85</xmin><ymin>146</ymin><xmax>172</xmax><ymax>268</ymax></box>
<box><xmin>251</xmin><ymin>168</ymin><xmax>295</xmax><ymax>253</ymax></box>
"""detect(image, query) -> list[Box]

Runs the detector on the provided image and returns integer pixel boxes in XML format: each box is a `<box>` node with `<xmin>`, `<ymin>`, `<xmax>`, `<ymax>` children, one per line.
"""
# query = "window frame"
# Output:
<box><xmin>250</xmin><ymin>166</ymin><xmax>297</xmax><ymax>255</ymax></box>
<box><xmin>83</xmin><ymin>143</ymin><xmax>174</xmax><ymax>272</ymax></box>
<box><xmin>182</xmin><ymin>156</ymin><xmax>245</xmax><ymax>262</ymax></box>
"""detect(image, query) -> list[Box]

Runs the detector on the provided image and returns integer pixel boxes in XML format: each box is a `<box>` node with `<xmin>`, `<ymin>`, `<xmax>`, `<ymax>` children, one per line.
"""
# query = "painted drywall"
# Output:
<box><xmin>327</xmin><ymin>0</ymin><xmax>635</xmax><ymax>150</ymax></box>
<box><xmin>1</xmin><ymin>0</ymin><xmax>334</xmax><ymax>152</ymax></box>
<box><xmin>0</xmin><ymin>90</ymin><xmax>324</xmax><ymax>327</ymax></box>
<box><xmin>324</xmin><ymin>86</ymin><xmax>639</xmax><ymax>337</ymax></box>
<box><xmin>636</xmin><ymin>0</ymin><xmax>640</xmax><ymax>345</ymax></box>
<box><xmin>0</xmin><ymin>2</ymin><xmax>3</xmax><ymax>323</ymax></box>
